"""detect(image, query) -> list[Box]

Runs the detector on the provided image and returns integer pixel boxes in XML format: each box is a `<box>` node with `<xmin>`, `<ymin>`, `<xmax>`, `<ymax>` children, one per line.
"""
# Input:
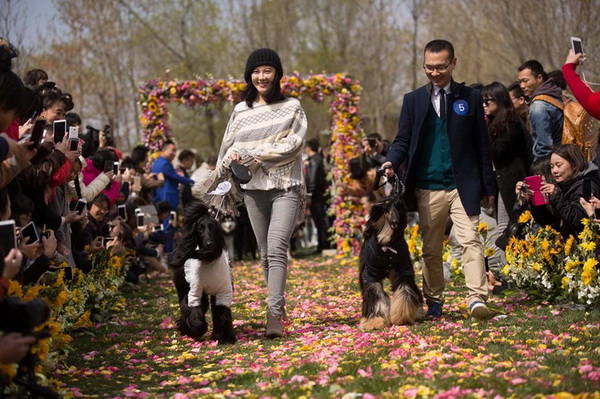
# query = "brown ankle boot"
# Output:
<box><xmin>266</xmin><ymin>313</ymin><xmax>282</xmax><ymax>339</ymax></box>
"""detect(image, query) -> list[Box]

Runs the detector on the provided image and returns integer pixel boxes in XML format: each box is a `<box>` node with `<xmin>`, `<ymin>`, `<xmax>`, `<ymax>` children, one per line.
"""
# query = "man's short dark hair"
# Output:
<box><xmin>507</xmin><ymin>81</ymin><xmax>525</xmax><ymax>98</ymax></box>
<box><xmin>306</xmin><ymin>138</ymin><xmax>320</xmax><ymax>152</ymax></box>
<box><xmin>162</xmin><ymin>140</ymin><xmax>175</xmax><ymax>149</ymax></box>
<box><xmin>518</xmin><ymin>60</ymin><xmax>548</xmax><ymax>81</ymax></box>
<box><xmin>547</xmin><ymin>70</ymin><xmax>566</xmax><ymax>90</ymax></box>
<box><xmin>65</xmin><ymin>112</ymin><xmax>81</xmax><ymax>126</ymax></box>
<box><xmin>178</xmin><ymin>149</ymin><xmax>195</xmax><ymax>162</ymax></box>
<box><xmin>156</xmin><ymin>200</ymin><xmax>172</xmax><ymax>215</ymax></box>
<box><xmin>424</xmin><ymin>39</ymin><xmax>455</xmax><ymax>60</ymax></box>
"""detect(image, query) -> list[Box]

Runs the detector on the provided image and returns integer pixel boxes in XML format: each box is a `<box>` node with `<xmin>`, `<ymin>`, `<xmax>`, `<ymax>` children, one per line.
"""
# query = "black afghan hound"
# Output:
<box><xmin>359</xmin><ymin>192</ymin><xmax>423</xmax><ymax>330</ymax></box>
<box><xmin>167</xmin><ymin>200</ymin><xmax>236</xmax><ymax>344</ymax></box>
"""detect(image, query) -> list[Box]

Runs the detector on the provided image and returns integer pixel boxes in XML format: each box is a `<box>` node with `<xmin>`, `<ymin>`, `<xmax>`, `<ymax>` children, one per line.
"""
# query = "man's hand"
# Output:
<box><xmin>42</xmin><ymin>230</ymin><xmax>58</xmax><ymax>258</ymax></box>
<box><xmin>0</xmin><ymin>333</ymin><xmax>37</xmax><ymax>364</ymax></box>
<box><xmin>482</xmin><ymin>195</ymin><xmax>495</xmax><ymax>209</ymax></box>
<box><xmin>380</xmin><ymin>161</ymin><xmax>393</xmax><ymax>177</ymax></box>
<box><xmin>64</xmin><ymin>211</ymin><xmax>84</xmax><ymax>224</ymax></box>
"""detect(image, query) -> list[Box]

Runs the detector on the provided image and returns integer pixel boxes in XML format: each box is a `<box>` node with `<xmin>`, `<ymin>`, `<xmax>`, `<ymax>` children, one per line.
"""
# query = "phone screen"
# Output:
<box><xmin>75</xmin><ymin>200</ymin><xmax>87</xmax><ymax>215</ymax></box>
<box><xmin>582</xmin><ymin>179</ymin><xmax>592</xmax><ymax>201</ymax></box>
<box><xmin>0</xmin><ymin>220</ymin><xmax>16</xmax><ymax>257</ymax></box>
<box><xmin>69</xmin><ymin>138</ymin><xmax>79</xmax><ymax>151</ymax></box>
<box><xmin>104</xmin><ymin>160</ymin><xmax>114</xmax><ymax>173</ymax></box>
<box><xmin>64</xmin><ymin>266</ymin><xmax>73</xmax><ymax>281</ymax></box>
<box><xmin>113</xmin><ymin>162</ymin><xmax>119</xmax><ymax>175</ymax></box>
<box><xmin>118</xmin><ymin>205</ymin><xmax>126</xmax><ymax>220</ymax></box>
<box><xmin>53</xmin><ymin>120</ymin><xmax>67</xmax><ymax>143</ymax></box>
<box><xmin>572</xmin><ymin>38</ymin><xmax>583</xmax><ymax>54</ymax></box>
<box><xmin>21</xmin><ymin>221</ymin><xmax>39</xmax><ymax>244</ymax></box>
<box><xmin>136</xmin><ymin>214</ymin><xmax>144</xmax><ymax>227</ymax></box>
<box><xmin>30</xmin><ymin>120</ymin><xmax>46</xmax><ymax>149</ymax></box>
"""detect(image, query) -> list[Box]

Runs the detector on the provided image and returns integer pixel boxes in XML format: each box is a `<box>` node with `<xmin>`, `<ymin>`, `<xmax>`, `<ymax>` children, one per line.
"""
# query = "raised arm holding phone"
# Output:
<box><xmin>562</xmin><ymin>39</ymin><xmax>600</xmax><ymax>120</ymax></box>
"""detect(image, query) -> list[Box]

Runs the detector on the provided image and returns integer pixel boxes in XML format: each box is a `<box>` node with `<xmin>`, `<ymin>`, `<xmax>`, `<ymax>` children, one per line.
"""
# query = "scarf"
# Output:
<box><xmin>192</xmin><ymin>97</ymin><xmax>308</xmax><ymax>215</ymax></box>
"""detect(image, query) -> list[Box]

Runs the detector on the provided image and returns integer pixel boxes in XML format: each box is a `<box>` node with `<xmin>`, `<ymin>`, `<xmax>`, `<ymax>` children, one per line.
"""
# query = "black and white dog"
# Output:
<box><xmin>168</xmin><ymin>200</ymin><xmax>236</xmax><ymax>344</ymax></box>
<box><xmin>359</xmin><ymin>185</ymin><xmax>423</xmax><ymax>330</ymax></box>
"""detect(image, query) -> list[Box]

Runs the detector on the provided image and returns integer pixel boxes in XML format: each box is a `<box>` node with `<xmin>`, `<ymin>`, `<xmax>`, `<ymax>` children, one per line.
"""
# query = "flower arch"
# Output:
<box><xmin>138</xmin><ymin>73</ymin><xmax>364</xmax><ymax>255</ymax></box>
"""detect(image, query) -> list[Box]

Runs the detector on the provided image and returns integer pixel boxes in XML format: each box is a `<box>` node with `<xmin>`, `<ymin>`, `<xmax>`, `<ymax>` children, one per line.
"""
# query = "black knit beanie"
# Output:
<box><xmin>244</xmin><ymin>48</ymin><xmax>283</xmax><ymax>83</ymax></box>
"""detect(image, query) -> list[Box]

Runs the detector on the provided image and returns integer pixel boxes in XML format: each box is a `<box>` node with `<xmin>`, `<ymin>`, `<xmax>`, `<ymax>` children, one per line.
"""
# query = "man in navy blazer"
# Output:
<box><xmin>151</xmin><ymin>140</ymin><xmax>195</xmax><ymax>211</ymax></box>
<box><xmin>382</xmin><ymin>39</ymin><xmax>496</xmax><ymax>321</ymax></box>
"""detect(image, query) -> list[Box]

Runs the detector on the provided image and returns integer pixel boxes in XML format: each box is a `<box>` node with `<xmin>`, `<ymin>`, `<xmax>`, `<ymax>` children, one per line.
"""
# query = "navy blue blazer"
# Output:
<box><xmin>386</xmin><ymin>80</ymin><xmax>496</xmax><ymax>216</ymax></box>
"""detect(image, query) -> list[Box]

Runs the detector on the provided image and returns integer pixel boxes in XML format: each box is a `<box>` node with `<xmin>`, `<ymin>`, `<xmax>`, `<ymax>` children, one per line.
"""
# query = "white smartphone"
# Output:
<box><xmin>0</xmin><ymin>220</ymin><xmax>17</xmax><ymax>256</ymax></box>
<box><xmin>69</xmin><ymin>125</ymin><xmax>79</xmax><ymax>139</ymax></box>
<box><xmin>571</xmin><ymin>36</ymin><xmax>583</xmax><ymax>56</ymax></box>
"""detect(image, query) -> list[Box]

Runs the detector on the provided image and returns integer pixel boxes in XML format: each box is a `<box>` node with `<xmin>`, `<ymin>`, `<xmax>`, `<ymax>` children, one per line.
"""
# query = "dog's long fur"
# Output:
<box><xmin>359</xmin><ymin>195</ymin><xmax>423</xmax><ymax>330</ymax></box>
<box><xmin>168</xmin><ymin>200</ymin><xmax>236</xmax><ymax>344</ymax></box>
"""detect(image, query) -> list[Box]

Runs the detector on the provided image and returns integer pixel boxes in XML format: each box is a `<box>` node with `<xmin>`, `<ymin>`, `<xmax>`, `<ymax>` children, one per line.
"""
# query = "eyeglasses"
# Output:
<box><xmin>483</xmin><ymin>98</ymin><xmax>494</xmax><ymax>106</ymax></box>
<box><xmin>423</xmin><ymin>62</ymin><xmax>452</xmax><ymax>73</ymax></box>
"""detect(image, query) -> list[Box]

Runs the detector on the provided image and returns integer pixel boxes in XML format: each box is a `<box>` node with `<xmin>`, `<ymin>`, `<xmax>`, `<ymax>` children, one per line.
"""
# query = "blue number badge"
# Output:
<box><xmin>453</xmin><ymin>100</ymin><xmax>469</xmax><ymax>115</ymax></box>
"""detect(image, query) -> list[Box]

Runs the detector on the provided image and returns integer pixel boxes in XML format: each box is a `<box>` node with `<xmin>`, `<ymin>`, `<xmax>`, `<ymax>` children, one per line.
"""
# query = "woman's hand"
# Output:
<box><xmin>229</xmin><ymin>151</ymin><xmax>240</xmax><ymax>163</ymax></box>
<box><xmin>540</xmin><ymin>182</ymin><xmax>556</xmax><ymax>196</ymax></box>
<box><xmin>579</xmin><ymin>195</ymin><xmax>599</xmax><ymax>219</ymax></box>
<box><xmin>565</xmin><ymin>49</ymin><xmax>585</xmax><ymax>66</ymax></box>
<box><xmin>515</xmin><ymin>181</ymin><xmax>532</xmax><ymax>202</ymax></box>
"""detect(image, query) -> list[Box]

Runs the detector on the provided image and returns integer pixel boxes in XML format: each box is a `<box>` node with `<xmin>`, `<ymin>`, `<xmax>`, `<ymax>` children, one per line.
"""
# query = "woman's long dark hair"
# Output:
<box><xmin>481</xmin><ymin>82</ymin><xmax>521</xmax><ymax>137</ymax></box>
<box><xmin>241</xmin><ymin>70</ymin><xmax>285</xmax><ymax>108</ymax></box>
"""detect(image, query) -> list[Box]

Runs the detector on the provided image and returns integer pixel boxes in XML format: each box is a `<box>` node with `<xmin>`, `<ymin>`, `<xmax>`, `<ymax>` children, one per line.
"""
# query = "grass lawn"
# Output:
<box><xmin>55</xmin><ymin>254</ymin><xmax>600</xmax><ymax>398</ymax></box>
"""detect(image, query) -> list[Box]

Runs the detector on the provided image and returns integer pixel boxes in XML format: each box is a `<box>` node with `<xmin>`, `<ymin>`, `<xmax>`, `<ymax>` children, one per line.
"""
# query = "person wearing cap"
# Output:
<box><xmin>200</xmin><ymin>48</ymin><xmax>307</xmax><ymax>339</ymax></box>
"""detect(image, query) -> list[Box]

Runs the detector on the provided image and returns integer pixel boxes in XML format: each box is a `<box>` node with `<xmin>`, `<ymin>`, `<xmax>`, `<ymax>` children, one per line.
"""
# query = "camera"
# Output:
<box><xmin>0</xmin><ymin>296</ymin><xmax>50</xmax><ymax>336</ymax></box>
<box><xmin>367</xmin><ymin>138</ymin><xmax>377</xmax><ymax>148</ymax></box>
<box><xmin>0</xmin><ymin>296</ymin><xmax>59</xmax><ymax>398</ymax></box>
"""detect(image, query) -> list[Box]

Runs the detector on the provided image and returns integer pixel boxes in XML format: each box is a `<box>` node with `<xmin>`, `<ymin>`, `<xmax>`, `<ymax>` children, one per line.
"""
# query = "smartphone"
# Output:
<box><xmin>53</xmin><ymin>119</ymin><xmax>67</xmax><ymax>143</ymax></box>
<box><xmin>30</xmin><ymin>119</ymin><xmax>46</xmax><ymax>150</ymax></box>
<box><xmin>524</xmin><ymin>175</ymin><xmax>548</xmax><ymax>206</ymax></box>
<box><xmin>133</xmin><ymin>176</ymin><xmax>141</xmax><ymax>188</ymax></box>
<box><xmin>69</xmin><ymin>126</ymin><xmax>79</xmax><ymax>139</ymax></box>
<box><xmin>69</xmin><ymin>137</ymin><xmax>80</xmax><ymax>151</ymax></box>
<box><xmin>170</xmin><ymin>211</ymin><xmax>176</xmax><ymax>221</ymax></box>
<box><xmin>0</xmin><ymin>220</ymin><xmax>17</xmax><ymax>257</ymax></box>
<box><xmin>118</xmin><ymin>204</ymin><xmax>127</xmax><ymax>220</ymax></box>
<box><xmin>152</xmin><ymin>224</ymin><xmax>163</xmax><ymax>232</ymax></box>
<box><xmin>30</xmin><ymin>110</ymin><xmax>38</xmax><ymax>121</ymax></box>
<box><xmin>595</xmin><ymin>208</ymin><xmax>600</xmax><ymax>220</ymax></box>
<box><xmin>102</xmin><ymin>237</ymin><xmax>114</xmax><ymax>247</ymax></box>
<box><xmin>21</xmin><ymin>221</ymin><xmax>39</xmax><ymax>244</ymax></box>
<box><xmin>571</xmin><ymin>36</ymin><xmax>583</xmax><ymax>55</ymax></box>
<box><xmin>104</xmin><ymin>160</ymin><xmax>114</xmax><ymax>173</ymax></box>
<box><xmin>113</xmin><ymin>161</ymin><xmax>119</xmax><ymax>175</ymax></box>
<box><xmin>74</xmin><ymin>199</ymin><xmax>87</xmax><ymax>215</ymax></box>
<box><xmin>136</xmin><ymin>213</ymin><xmax>144</xmax><ymax>227</ymax></box>
<box><xmin>582</xmin><ymin>179</ymin><xmax>592</xmax><ymax>201</ymax></box>
<box><xmin>64</xmin><ymin>266</ymin><xmax>73</xmax><ymax>281</ymax></box>
<box><xmin>134</xmin><ymin>207</ymin><xmax>142</xmax><ymax>215</ymax></box>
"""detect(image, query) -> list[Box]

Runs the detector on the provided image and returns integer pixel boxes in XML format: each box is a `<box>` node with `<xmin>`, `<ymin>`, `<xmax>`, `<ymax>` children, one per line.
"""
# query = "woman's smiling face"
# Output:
<box><xmin>251</xmin><ymin>65</ymin><xmax>276</xmax><ymax>103</ymax></box>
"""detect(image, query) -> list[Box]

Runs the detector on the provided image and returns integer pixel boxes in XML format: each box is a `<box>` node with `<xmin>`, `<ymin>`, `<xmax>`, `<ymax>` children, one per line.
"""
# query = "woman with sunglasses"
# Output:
<box><xmin>481</xmin><ymin>82</ymin><xmax>531</xmax><ymax>252</ymax></box>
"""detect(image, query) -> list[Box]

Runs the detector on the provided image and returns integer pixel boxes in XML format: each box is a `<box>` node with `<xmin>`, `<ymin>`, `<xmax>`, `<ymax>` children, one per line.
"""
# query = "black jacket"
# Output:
<box><xmin>531</xmin><ymin>162</ymin><xmax>600</xmax><ymax>238</ymax></box>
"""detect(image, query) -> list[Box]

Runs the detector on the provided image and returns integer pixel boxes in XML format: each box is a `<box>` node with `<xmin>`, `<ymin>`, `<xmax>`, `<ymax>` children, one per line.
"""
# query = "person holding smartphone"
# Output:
<box><xmin>517</xmin><ymin>144</ymin><xmax>600</xmax><ymax>238</ymax></box>
<box><xmin>562</xmin><ymin>49</ymin><xmax>600</xmax><ymax>121</ymax></box>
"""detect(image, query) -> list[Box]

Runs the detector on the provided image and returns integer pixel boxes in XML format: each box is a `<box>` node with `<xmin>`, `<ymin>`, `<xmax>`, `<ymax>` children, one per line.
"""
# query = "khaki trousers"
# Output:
<box><xmin>415</xmin><ymin>188</ymin><xmax>488</xmax><ymax>306</ymax></box>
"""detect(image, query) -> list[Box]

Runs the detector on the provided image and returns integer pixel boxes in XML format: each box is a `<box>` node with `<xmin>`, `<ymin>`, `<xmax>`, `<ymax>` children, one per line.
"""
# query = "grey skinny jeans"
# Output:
<box><xmin>244</xmin><ymin>188</ymin><xmax>301</xmax><ymax>316</ymax></box>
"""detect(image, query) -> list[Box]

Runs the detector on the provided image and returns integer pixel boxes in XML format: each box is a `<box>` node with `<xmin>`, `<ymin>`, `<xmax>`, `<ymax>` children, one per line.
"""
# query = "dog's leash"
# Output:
<box><xmin>373</xmin><ymin>166</ymin><xmax>405</xmax><ymax>196</ymax></box>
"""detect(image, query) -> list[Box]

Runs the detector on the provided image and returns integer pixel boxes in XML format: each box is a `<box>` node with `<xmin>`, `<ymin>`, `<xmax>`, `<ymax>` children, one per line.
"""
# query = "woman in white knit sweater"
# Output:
<box><xmin>208</xmin><ymin>48</ymin><xmax>307</xmax><ymax>339</ymax></box>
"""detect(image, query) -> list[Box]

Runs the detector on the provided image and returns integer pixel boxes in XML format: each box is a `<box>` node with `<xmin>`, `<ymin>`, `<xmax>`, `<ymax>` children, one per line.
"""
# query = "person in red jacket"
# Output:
<box><xmin>562</xmin><ymin>49</ymin><xmax>600</xmax><ymax>120</ymax></box>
